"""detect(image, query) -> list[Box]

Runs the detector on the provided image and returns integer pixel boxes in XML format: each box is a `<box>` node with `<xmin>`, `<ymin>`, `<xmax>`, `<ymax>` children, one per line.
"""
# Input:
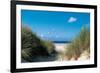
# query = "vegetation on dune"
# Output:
<box><xmin>43</xmin><ymin>40</ymin><xmax>56</xmax><ymax>54</ymax></box>
<box><xmin>65</xmin><ymin>27</ymin><xmax>90</xmax><ymax>60</ymax></box>
<box><xmin>21</xmin><ymin>26</ymin><xmax>56</xmax><ymax>62</ymax></box>
<box><xmin>21</xmin><ymin>25</ymin><xmax>90</xmax><ymax>62</ymax></box>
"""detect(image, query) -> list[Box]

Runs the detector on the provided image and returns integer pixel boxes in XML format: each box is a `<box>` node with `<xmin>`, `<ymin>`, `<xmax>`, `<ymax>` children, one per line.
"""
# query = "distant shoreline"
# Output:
<box><xmin>52</xmin><ymin>41</ymin><xmax>71</xmax><ymax>43</ymax></box>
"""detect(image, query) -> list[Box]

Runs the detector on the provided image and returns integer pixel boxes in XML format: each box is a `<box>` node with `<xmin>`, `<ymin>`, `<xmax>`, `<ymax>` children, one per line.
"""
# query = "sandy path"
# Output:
<box><xmin>54</xmin><ymin>43</ymin><xmax>67</xmax><ymax>53</ymax></box>
<box><xmin>54</xmin><ymin>43</ymin><xmax>69</xmax><ymax>61</ymax></box>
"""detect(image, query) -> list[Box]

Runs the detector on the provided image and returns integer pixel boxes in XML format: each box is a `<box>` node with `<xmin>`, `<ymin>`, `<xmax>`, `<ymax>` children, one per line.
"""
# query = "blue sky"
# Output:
<box><xmin>21</xmin><ymin>10</ymin><xmax>90</xmax><ymax>41</ymax></box>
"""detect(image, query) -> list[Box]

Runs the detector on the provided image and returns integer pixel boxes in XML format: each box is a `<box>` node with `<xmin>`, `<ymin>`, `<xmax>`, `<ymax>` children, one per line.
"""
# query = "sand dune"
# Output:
<box><xmin>54</xmin><ymin>43</ymin><xmax>90</xmax><ymax>61</ymax></box>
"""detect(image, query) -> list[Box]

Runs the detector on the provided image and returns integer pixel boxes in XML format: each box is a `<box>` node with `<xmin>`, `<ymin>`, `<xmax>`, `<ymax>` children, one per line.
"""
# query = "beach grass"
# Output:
<box><xmin>65</xmin><ymin>26</ymin><xmax>90</xmax><ymax>60</ymax></box>
<box><xmin>21</xmin><ymin>25</ymin><xmax>56</xmax><ymax>62</ymax></box>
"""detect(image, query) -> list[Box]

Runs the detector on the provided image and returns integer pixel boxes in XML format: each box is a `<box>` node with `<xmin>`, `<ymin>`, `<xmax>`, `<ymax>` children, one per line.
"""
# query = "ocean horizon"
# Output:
<box><xmin>52</xmin><ymin>41</ymin><xmax>71</xmax><ymax>43</ymax></box>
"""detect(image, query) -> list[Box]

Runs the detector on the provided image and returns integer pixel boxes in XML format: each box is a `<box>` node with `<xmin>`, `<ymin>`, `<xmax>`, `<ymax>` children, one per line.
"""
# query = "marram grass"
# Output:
<box><xmin>65</xmin><ymin>27</ymin><xmax>90</xmax><ymax>60</ymax></box>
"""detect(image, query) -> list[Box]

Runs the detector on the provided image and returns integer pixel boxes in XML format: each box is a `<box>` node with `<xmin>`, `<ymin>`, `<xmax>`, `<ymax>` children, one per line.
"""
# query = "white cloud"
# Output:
<box><xmin>68</xmin><ymin>17</ymin><xmax>77</xmax><ymax>23</ymax></box>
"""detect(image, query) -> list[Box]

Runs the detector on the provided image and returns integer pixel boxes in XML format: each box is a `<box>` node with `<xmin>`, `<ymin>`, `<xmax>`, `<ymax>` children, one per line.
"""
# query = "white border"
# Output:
<box><xmin>16</xmin><ymin>5</ymin><xmax>95</xmax><ymax>69</ymax></box>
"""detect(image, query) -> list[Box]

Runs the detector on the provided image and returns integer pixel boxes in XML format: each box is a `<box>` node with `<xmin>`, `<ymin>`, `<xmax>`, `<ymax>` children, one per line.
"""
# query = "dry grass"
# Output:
<box><xmin>65</xmin><ymin>27</ymin><xmax>90</xmax><ymax>60</ymax></box>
